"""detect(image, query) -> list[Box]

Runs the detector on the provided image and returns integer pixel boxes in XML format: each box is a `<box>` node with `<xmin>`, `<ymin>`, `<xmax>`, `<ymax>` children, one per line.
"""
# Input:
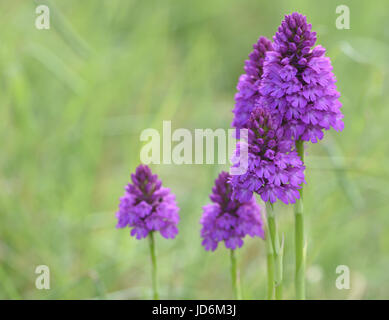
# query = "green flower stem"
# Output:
<box><xmin>265</xmin><ymin>218</ymin><xmax>275</xmax><ymax>300</ymax></box>
<box><xmin>266</xmin><ymin>202</ymin><xmax>283</xmax><ymax>300</ymax></box>
<box><xmin>295</xmin><ymin>140</ymin><xmax>305</xmax><ymax>300</ymax></box>
<box><xmin>148</xmin><ymin>231</ymin><xmax>159</xmax><ymax>300</ymax></box>
<box><xmin>230</xmin><ymin>249</ymin><xmax>242</xmax><ymax>300</ymax></box>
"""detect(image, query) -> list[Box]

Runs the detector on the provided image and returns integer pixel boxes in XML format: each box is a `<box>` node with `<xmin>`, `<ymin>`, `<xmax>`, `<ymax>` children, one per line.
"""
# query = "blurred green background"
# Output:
<box><xmin>1</xmin><ymin>0</ymin><xmax>389</xmax><ymax>299</ymax></box>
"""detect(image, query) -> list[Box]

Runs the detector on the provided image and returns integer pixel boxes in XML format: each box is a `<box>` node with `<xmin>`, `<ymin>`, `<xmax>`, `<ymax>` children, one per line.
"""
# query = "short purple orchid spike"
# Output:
<box><xmin>259</xmin><ymin>12</ymin><xmax>344</xmax><ymax>143</ymax></box>
<box><xmin>200</xmin><ymin>171</ymin><xmax>264</xmax><ymax>252</ymax></box>
<box><xmin>230</xmin><ymin>107</ymin><xmax>305</xmax><ymax>204</ymax></box>
<box><xmin>232</xmin><ymin>36</ymin><xmax>273</xmax><ymax>130</ymax></box>
<box><xmin>116</xmin><ymin>164</ymin><xmax>180</xmax><ymax>239</ymax></box>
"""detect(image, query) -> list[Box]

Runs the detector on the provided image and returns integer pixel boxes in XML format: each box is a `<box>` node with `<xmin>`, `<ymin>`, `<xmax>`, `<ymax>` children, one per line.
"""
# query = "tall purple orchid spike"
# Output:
<box><xmin>200</xmin><ymin>171</ymin><xmax>264</xmax><ymax>299</ymax></box>
<box><xmin>257</xmin><ymin>12</ymin><xmax>345</xmax><ymax>300</ymax></box>
<box><xmin>116</xmin><ymin>164</ymin><xmax>180</xmax><ymax>300</ymax></box>
<box><xmin>230</xmin><ymin>107</ymin><xmax>305</xmax><ymax>205</ymax></box>
<box><xmin>259</xmin><ymin>12</ymin><xmax>344</xmax><ymax>143</ymax></box>
<box><xmin>116</xmin><ymin>164</ymin><xmax>180</xmax><ymax>239</ymax></box>
<box><xmin>232</xmin><ymin>36</ymin><xmax>273</xmax><ymax>131</ymax></box>
<box><xmin>200</xmin><ymin>171</ymin><xmax>264</xmax><ymax>252</ymax></box>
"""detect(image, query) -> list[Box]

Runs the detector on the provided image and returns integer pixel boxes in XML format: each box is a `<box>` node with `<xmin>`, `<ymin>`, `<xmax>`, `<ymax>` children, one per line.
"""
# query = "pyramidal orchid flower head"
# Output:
<box><xmin>232</xmin><ymin>36</ymin><xmax>273</xmax><ymax>130</ymax></box>
<box><xmin>259</xmin><ymin>12</ymin><xmax>344</xmax><ymax>143</ymax></box>
<box><xmin>116</xmin><ymin>164</ymin><xmax>180</xmax><ymax>239</ymax></box>
<box><xmin>230</xmin><ymin>107</ymin><xmax>305</xmax><ymax>204</ymax></box>
<box><xmin>200</xmin><ymin>171</ymin><xmax>264</xmax><ymax>251</ymax></box>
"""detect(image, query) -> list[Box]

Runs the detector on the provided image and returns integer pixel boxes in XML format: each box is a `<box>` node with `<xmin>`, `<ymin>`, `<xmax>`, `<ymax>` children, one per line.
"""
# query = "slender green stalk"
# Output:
<box><xmin>295</xmin><ymin>140</ymin><xmax>305</xmax><ymax>299</ymax></box>
<box><xmin>265</xmin><ymin>218</ymin><xmax>275</xmax><ymax>300</ymax></box>
<box><xmin>148</xmin><ymin>231</ymin><xmax>159</xmax><ymax>300</ymax></box>
<box><xmin>230</xmin><ymin>249</ymin><xmax>242</xmax><ymax>300</ymax></box>
<box><xmin>266</xmin><ymin>202</ymin><xmax>283</xmax><ymax>300</ymax></box>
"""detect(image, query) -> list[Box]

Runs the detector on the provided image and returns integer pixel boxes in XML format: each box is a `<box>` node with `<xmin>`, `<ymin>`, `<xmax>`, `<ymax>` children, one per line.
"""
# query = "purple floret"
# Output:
<box><xmin>116</xmin><ymin>164</ymin><xmax>180</xmax><ymax>239</ymax></box>
<box><xmin>200</xmin><ymin>171</ymin><xmax>264</xmax><ymax>251</ymax></box>
<box><xmin>232</xmin><ymin>36</ymin><xmax>273</xmax><ymax>130</ymax></box>
<box><xmin>259</xmin><ymin>12</ymin><xmax>344</xmax><ymax>143</ymax></box>
<box><xmin>230</xmin><ymin>107</ymin><xmax>305</xmax><ymax>204</ymax></box>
